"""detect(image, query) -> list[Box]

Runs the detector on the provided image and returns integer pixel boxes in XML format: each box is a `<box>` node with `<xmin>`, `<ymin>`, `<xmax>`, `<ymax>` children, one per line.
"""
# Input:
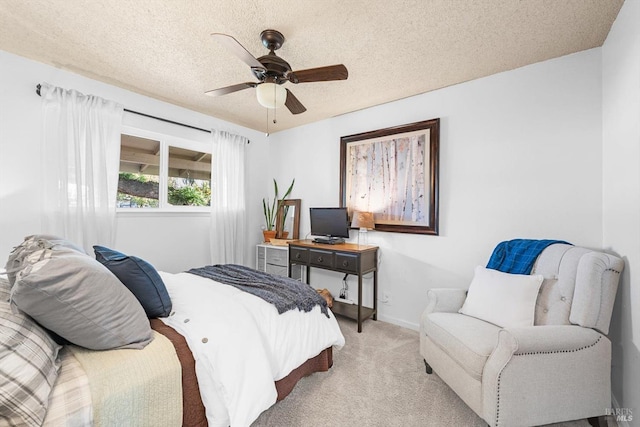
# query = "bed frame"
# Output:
<box><xmin>150</xmin><ymin>319</ymin><xmax>333</xmax><ymax>426</ymax></box>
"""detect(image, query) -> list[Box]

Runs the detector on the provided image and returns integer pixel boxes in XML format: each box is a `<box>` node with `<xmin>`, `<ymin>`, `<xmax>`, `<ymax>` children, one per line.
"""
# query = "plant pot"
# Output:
<box><xmin>263</xmin><ymin>230</ymin><xmax>277</xmax><ymax>243</ymax></box>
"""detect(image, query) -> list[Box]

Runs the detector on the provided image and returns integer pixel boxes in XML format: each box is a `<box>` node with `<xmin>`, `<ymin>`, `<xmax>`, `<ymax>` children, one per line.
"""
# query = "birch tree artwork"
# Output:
<box><xmin>346</xmin><ymin>129</ymin><xmax>430</xmax><ymax>225</ymax></box>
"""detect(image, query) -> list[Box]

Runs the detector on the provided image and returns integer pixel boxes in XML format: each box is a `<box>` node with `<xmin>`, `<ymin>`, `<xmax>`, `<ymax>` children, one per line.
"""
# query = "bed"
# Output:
<box><xmin>1</xmin><ymin>236</ymin><xmax>345</xmax><ymax>427</ymax></box>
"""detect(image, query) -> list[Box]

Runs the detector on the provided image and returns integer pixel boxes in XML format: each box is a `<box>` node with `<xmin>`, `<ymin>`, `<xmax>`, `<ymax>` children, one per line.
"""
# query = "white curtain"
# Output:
<box><xmin>210</xmin><ymin>130</ymin><xmax>247</xmax><ymax>264</ymax></box>
<box><xmin>40</xmin><ymin>83</ymin><xmax>124</xmax><ymax>252</ymax></box>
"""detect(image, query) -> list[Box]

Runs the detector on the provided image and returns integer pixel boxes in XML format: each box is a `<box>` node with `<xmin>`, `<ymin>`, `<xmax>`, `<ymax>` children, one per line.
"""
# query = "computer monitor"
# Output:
<box><xmin>309</xmin><ymin>207</ymin><xmax>349</xmax><ymax>244</ymax></box>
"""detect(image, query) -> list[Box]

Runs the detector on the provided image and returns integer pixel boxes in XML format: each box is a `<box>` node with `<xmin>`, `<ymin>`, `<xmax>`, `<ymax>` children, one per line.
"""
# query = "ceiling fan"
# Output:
<box><xmin>205</xmin><ymin>29</ymin><xmax>348</xmax><ymax>115</ymax></box>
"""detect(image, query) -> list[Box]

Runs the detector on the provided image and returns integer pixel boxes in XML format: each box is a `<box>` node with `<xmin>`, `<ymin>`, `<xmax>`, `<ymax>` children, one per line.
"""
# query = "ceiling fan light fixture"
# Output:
<box><xmin>208</xmin><ymin>30</ymin><xmax>347</xmax><ymax>114</ymax></box>
<box><xmin>256</xmin><ymin>82</ymin><xmax>286</xmax><ymax>109</ymax></box>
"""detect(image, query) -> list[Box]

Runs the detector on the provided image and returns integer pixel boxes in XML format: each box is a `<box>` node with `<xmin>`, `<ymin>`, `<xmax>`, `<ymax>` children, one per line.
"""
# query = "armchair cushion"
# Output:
<box><xmin>423</xmin><ymin>312</ymin><xmax>501</xmax><ymax>380</ymax></box>
<box><xmin>459</xmin><ymin>266</ymin><xmax>544</xmax><ymax>328</ymax></box>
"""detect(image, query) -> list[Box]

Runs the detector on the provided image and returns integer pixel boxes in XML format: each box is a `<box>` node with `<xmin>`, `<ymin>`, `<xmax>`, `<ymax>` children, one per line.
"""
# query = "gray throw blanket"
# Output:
<box><xmin>187</xmin><ymin>264</ymin><xmax>329</xmax><ymax>318</ymax></box>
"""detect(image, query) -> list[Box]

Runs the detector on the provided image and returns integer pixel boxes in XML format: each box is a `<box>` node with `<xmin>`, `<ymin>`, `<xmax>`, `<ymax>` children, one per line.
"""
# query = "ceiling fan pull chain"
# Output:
<box><xmin>272</xmin><ymin>84</ymin><xmax>278</xmax><ymax>124</ymax></box>
<box><xmin>265</xmin><ymin>108</ymin><xmax>270</xmax><ymax>137</ymax></box>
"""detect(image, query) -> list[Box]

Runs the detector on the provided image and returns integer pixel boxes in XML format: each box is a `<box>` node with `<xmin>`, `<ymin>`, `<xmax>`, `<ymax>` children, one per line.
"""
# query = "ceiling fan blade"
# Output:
<box><xmin>288</xmin><ymin>64</ymin><xmax>348</xmax><ymax>84</ymax></box>
<box><xmin>211</xmin><ymin>33</ymin><xmax>265</xmax><ymax>71</ymax></box>
<box><xmin>285</xmin><ymin>89</ymin><xmax>307</xmax><ymax>114</ymax></box>
<box><xmin>205</xmin><ymin>82</ymin><xmax>256</xmax><ymax>97</ymax></box>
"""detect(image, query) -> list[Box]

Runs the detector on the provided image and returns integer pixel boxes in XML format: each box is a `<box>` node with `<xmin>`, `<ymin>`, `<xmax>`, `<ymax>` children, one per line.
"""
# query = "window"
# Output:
<box><xmin>117</xmin><ymin>130</ymin><xmax>211</xmax><ymax>210</ymax></box>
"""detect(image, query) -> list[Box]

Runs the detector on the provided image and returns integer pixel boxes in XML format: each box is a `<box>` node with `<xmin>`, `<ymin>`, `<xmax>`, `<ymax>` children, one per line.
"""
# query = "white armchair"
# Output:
<box><xmin>420</xmin><ymin>244</ymin><xmax>623</xmax><ymax>427</ymax></box>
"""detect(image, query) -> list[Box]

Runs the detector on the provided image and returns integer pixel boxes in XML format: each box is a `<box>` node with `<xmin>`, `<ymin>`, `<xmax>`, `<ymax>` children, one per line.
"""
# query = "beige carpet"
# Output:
<box><xmin>252</xmin><ymin>317</ymin><xmax>607</xmax><ymax>427</ymax></box>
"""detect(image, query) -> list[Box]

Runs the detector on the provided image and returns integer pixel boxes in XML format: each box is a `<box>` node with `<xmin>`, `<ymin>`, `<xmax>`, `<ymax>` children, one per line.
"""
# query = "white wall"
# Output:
<box><xmin>603</xmin><ymin>0</ymin><xmax>640</xmax><ymax>423</ymax></box>
<box><xmin>268</xmin><ymin>48</ymin><xmax>604</xmax><ymax>330</ymax></box>
<box><xmin>0</xmin><ymin>50</ymin><xmax>270</xmax><ymax>271</ymax></box>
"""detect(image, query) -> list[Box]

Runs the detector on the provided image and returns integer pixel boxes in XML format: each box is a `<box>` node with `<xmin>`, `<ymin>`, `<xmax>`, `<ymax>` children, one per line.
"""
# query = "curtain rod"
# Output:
<box><xmin>35</xmin><ymin>83</ymin><xmax>250</xmax><ymax>143</ymax></box>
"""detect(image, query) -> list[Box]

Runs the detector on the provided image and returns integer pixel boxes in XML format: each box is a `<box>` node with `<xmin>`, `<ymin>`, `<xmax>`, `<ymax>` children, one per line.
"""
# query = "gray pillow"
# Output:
<box><xmin>0</xmin><ymin>276</ymin><xmax>61</xmax><ymax>426</ymax></box>
<box><xmin>11</xmin><ymin>247</ymin><xmax>154</xmax><ymax>350</ymax></box>
<box><xmin>5</xmin><ymin>235</ymin><xmax>86</xmax><ymax>286</ymax></box>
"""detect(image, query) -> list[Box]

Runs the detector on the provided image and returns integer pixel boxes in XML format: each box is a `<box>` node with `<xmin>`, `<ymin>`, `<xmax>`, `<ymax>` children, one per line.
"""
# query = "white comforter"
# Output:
<box><xmin>159</xmin><ymin>271</ymin><xmax>345</xmax><ymax>427</ymax></box>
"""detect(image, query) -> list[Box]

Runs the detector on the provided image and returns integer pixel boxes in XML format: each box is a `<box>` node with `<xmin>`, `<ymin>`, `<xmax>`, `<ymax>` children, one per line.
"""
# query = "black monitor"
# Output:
<box><xmin>309</xmin><ymin>207</ymin><xmax>349</xmax><ymax>244</ymax></box>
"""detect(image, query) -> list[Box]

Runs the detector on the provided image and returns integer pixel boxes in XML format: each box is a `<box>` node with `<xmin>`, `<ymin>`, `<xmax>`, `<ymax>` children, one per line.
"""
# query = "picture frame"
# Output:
<box><xmin>339</xmin><ymin>118</ymin><xmax>440</xmax><ymax>235</ymax></box>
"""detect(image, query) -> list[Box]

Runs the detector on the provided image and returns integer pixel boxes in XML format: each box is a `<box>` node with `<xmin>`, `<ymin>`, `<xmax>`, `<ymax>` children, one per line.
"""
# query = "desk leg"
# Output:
<box><xmin>357</xmin><ymin>273</ymin><xmax>363</xmax><ymax>333</ymax></box>
<box><xmin>373</xmin><ymin>269</ymin><xmax>378</xmax><ymax>321</ymax></box>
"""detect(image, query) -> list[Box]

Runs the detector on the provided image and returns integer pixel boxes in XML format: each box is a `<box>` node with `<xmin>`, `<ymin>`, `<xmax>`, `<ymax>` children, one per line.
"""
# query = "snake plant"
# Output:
<box><xmin>263</xmin><ymin>178</ymin><xmax>295</xmax><ymax>231</ymax></box>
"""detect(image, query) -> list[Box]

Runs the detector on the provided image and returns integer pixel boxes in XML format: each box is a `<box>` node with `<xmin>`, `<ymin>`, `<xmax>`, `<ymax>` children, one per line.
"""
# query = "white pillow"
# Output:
<box><xmin>459</xmin><ymin>266</ymin><xmax>544</xmax><ymax>328</ymax></box>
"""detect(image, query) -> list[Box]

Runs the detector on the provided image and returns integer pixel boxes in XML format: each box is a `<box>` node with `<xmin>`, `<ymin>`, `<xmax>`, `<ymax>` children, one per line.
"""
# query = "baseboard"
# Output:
<box><xmin>376</xmin><ymin>313</ymin><xmax>419</xmax><ymax>331</ymax></box>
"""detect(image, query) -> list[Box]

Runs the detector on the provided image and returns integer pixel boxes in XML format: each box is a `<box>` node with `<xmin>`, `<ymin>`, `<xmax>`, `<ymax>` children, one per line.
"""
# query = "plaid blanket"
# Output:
<box><xmin>188</xmin><ymin>264</ymin><xmax>329</xmax><ymax>317</ymax></box>
<box><xmin>486</xmin><ymin>239</ymin><xmax>571</xmax><ymax>274</ymax></box>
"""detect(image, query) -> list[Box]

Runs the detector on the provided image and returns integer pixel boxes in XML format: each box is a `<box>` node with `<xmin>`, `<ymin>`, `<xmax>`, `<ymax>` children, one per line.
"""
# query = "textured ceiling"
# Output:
<box><xmin>0</xmin><ymin>0</ymin><xmax>623</xmax><ymax>133</ymax></box>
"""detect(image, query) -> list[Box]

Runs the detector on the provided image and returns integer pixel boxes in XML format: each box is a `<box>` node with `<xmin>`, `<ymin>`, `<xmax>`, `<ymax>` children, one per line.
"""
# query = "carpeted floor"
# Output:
<box><xmin>252</xmin><ymin>317</ymin><xmax>607</xmax><ymax>427</ymax></box>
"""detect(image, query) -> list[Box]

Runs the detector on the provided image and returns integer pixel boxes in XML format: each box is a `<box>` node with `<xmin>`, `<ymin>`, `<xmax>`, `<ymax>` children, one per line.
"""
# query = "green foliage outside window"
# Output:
<box><xmin>117</xmin><ymin>173</ymin><xmax>210</xmax><ymax>208</ymax></box>
<box><xmin>168</xmin><ymin>179</ymin><xmax>211</xmax><ymax>206</ymax></box>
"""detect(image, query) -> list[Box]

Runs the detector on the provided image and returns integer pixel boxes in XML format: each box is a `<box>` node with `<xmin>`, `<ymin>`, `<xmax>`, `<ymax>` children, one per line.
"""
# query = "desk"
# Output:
<box><xmin>287</xmin><ymin>240</ymin><xmax>378</xmax><ymax>332</ymax></box>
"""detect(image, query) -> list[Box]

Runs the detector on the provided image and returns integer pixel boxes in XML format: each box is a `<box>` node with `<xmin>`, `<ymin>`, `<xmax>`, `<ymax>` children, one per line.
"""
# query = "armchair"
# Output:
<box><xmin>420</xmin><ymin>244</ymin><xmax>623</xmax><ymax>427</ymax></box>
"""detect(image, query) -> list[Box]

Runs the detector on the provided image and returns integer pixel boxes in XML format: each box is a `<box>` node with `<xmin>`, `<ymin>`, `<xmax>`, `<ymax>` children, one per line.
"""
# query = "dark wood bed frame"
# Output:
<box><xmin>150</xmin><ymin>319</ymin><xmax>333</xmax><ymax>426</ymax></box>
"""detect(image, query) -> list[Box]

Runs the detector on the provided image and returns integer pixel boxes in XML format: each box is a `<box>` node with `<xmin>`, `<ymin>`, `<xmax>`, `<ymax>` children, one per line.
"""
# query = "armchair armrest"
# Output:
<box><xmin>424</xmin><ymin>288</ymin><xmax>467</xmax><ymax>314</ymax></box>
<box><xmin>500</xmin><ymin>325</ymin><xmax>603</xmax><ymax>354</ymax></box>
<box><xmin>482</xmin><ymin>325</ymin><xmax>611</xmax><ymax>427</ymax></box>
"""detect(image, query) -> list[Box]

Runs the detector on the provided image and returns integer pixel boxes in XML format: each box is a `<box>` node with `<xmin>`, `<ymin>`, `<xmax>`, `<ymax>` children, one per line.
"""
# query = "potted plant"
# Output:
<box><xmin>263</xmin><ymin>178</ymin><xmax>295</xmax><ymax>242</ymax></box>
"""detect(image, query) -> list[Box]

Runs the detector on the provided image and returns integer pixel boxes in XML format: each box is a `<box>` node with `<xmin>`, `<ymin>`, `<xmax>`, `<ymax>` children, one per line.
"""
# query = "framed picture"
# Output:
<box><xmin>340</xmin><ymin>118</ymin><xmax>439</xmax><ymax>235</ymax></box>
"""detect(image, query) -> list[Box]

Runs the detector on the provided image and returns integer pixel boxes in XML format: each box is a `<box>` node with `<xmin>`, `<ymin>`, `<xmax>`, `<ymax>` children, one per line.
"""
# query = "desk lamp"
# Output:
<box><xmin>351</xmin><ymin>211</ymin><xmax>375</xmax><ymax>246</ymax></box>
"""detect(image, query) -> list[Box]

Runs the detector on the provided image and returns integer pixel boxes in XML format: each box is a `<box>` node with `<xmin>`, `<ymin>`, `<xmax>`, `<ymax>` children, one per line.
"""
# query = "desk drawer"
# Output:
<box><xmin>336</xmin><ymin>253</ymin><xmax>358</xmax><ymax>273</ymax></box>
<box><xmin>289</xmin><ymin>247</ymin><xmax>308</xmax><ymax>263</ymax></box>
<box><xmin>309</xmin><ymin>249</ymin><xmax>334</xmax><ymax>268</ymax></box>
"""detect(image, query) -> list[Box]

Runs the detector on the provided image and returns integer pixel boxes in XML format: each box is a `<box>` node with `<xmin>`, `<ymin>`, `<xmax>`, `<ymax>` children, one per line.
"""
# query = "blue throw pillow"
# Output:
<box><xmin>93</xmin><ymin>246</ymin><xmax>172</xmax><ymax>318</ymax></box>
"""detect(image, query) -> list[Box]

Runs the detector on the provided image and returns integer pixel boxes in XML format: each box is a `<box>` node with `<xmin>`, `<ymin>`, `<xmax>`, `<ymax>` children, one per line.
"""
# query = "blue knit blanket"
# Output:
<box><xmin>187</xmin><ymin>264</ymin><xmax>329</xmax><ymax>317</ymax></box>
<box><xmin>486</xmin><ymin>239</ymin><xmax>571</xmax><ymax>274</ymax></box>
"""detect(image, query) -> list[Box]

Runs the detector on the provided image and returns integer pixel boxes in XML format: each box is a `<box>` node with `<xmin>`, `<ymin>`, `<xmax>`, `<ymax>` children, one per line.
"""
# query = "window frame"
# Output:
<box><xmin>117</xmin><ymin>125</ymin><xmax>212</xmax><ymax>213</ymax></box>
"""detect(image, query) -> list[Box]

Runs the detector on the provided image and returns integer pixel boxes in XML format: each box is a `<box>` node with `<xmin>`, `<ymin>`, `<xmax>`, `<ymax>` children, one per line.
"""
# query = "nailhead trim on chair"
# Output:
<box><xmin>494</xmin><ymin>335</ymin><xmax>602</xmax><ymax>426</ymax></box>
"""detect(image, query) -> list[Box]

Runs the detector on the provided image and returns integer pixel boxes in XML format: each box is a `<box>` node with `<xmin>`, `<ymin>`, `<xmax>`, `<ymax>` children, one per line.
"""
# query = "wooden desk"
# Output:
<box><xmin>287</xmin><ymin>240</ymin><xmax>378</xmax><ymax>332</ymax></box>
